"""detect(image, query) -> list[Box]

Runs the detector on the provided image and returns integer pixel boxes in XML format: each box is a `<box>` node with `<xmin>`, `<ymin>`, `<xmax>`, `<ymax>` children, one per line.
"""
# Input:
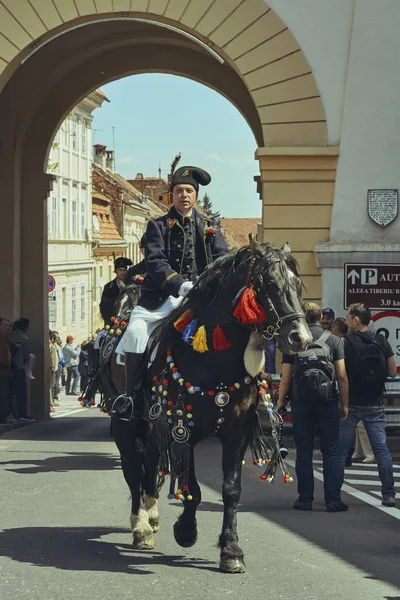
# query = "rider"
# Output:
<box><xmin>92</xmin><ymin>256</ymin><xmax>134</xmax><ymax>372</ymax></box>
<box><xmin>111</xmin><ymin>163</ymin><xmax>229</xmax><ymax>419</ymax></box>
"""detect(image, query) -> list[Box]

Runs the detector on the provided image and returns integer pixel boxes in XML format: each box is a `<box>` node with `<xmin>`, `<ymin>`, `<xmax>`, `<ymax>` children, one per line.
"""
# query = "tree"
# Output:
<box><xmin>200</xmin><ymin>193</ymin><xmax>222</xmax><ymax>224</ymax></box>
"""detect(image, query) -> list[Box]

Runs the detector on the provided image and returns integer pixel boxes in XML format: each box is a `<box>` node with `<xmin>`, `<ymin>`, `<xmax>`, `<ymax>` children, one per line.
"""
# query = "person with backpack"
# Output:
<box><xmin>339</xmin><ymin>303</ymin><xmax>397</xmax><ymax>507</ymax></box>
<box><xmin>277</xmin><ymin>301</ymin><xmax>349</xmax><ymax>512</ymax></box>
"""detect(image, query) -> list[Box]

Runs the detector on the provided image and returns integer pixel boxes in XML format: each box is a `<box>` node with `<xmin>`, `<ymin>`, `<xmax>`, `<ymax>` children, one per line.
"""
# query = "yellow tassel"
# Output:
<box><xmin>192</xmin><ymin>325</ymin><xmax>208</xmax><ymax>353</ymax></box>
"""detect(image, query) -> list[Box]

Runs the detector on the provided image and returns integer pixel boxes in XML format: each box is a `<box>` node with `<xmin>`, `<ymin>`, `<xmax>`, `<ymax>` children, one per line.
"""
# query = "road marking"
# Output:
<box><xmin>286</xmin><ymin>459</ymin><xmax>400</xmax><ymax>520</ymax></box>
<box><xmin>313</xmin><ymin>459</ymin><xmax>400</xmax><ymax>469</ymax></box>
<box><xmin>344</xmin><ymin>479</ymin><xmax>385</xmax><ymax>486</ymax></box>
<box><xmin>51</xmin><ymin>408</ymin><xmax>87</xmax><ymax>419</ymax></box>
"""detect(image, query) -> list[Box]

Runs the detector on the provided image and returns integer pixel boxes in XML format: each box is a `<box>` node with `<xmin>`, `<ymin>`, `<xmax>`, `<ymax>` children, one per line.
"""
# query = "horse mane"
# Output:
<box><xmin>160</xmin><ymin>243</ymin><xmax>300</xmax><ymax>330</ymax></box>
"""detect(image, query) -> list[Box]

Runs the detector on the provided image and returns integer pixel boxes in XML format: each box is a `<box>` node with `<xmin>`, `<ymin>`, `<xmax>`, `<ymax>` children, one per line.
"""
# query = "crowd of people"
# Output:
<box><xmin>0</xmin><ymin>319</ymin><xmax>96</xmax><ymax>422</ymax></box>
<box><xmin>277</xmin><ymin>302</ymin><xmax>397</xmax><ymax>511</ymax></box>
<box><xmin>48</xmin><ymin>332</ymin><xmax>95</xmax><ymax>413</ymax></box>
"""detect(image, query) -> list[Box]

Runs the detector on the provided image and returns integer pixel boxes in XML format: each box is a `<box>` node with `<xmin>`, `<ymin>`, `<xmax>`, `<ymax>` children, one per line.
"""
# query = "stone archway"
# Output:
<box><xmin>0</xmin><ymin>1</ymin><xmax>335</xmax><ymax>418</ymax></box>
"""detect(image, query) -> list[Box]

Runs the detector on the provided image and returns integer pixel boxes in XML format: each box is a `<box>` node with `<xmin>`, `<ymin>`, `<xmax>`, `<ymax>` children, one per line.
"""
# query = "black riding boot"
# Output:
<box><xmin>109</xmin><ymin>352</ymin><xmax>145</xmax><ymax>420</ymax></box>
<box><xmin>90</xmin><ymin>349</ymin><xmax>100</xmax><ymax>376</ymax></box>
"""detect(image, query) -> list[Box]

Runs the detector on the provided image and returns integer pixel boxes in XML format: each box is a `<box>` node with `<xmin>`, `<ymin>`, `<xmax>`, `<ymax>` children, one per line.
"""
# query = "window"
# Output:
<box><xmin>81</xmin><ymin>122</ymin><xmax>87</xmax><ymax>155</ymax></box>
<box><xmin>71</xmin><ymin>287</ymin><xmax>76</xmax><ymax>325</ymax></box>
<box><xmin>81</xmin><ymin>285</ymin><xmax>86</xmax><ymax>322</ymax></box>
<box><xmin>71</xmin><ymin>117</ymin><xmax>77</xmax><ymax>151</ymax></box>
<box><xmin>61</xmin><ymin>196</ymin><xmax>67</xmax><ymax>238</ymax></box>
<box><xmin>80</xmin><ymin>200</ymin><xmax>85</xmax><ymax>239</ymax></box>
<box><xmin>99</xmin><ymin>266</ymin><xmax>103</xmax><ymax>278</ymax></box>
<box><xmin>62</xmin><ymin>288</ymin><xmax>66</xmax><ymax>327</ymax></box>
<box><xmin>62</xmin><ymin>119</ymin><xmax>69</xmax><ymax>148</ymax></box>
<box><xmin>72</xmin><ymin>199</ymin><xmax>77</xmax><ymax>238</ymax></box>
<box><xmin>48</xmin><ymin>195</ymin><xmax>57</xmax><ymax>239</ymax></box>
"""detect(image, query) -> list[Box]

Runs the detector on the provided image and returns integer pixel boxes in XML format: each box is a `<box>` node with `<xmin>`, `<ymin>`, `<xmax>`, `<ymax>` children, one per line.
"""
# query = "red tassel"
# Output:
<box><xmin>174</xmin><ymin>309</ymin><xmax>194</xmax><ymax>333</ymax></box>
<box><xmin>233</xmin><ymin>286</ymin><xmax>267</xmax><ymax>325</ymax></box>
<box><xmin>213</xmin><ymin>325</ymin><xmax>231</xmax><ymax>351</ymax></box>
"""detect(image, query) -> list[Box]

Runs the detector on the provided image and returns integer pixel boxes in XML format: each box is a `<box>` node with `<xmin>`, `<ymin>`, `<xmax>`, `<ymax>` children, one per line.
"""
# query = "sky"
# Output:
<box><xmin>92</xmin><ymin>74</ymin><xmax>261</xmax><ymax>219</ymax></box>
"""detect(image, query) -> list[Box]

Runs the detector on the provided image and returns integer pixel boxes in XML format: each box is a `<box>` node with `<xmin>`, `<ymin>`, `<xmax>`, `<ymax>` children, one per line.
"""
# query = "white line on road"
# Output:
<box><xmin>286</xmin><ymin>459</ymin><xmax>400</xmax><ymax>520</ymax></box>
<box><xmin>51</xmin><ymin>408</ymin><xmax>87</xmax><ymax>419</ymax></box>
<box><xmin>344</xmin><ymin>469</ymin><xmax>399</xmax><ymax>477</ymax></box>
<box><xmin>313</xmin><ymin>459</ymin><xmax>400</xmax><ymax>469</ymax></box>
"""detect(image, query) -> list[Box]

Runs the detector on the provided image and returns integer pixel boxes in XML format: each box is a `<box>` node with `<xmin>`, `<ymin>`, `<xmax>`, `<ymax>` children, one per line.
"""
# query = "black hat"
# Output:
<box><xmin>171</xmin><ymin>166</ymin><xmax>211</xmax><ymax>192</ymax></box>
<box><xmin>114</xmin><ymin>257</ymin><xmax>132</xmax><ymax>270</ymax></box>
<box><xmin>322</xmin><ymin>307</ymin><xmax>335</xmax><ymax>319</ymax></box>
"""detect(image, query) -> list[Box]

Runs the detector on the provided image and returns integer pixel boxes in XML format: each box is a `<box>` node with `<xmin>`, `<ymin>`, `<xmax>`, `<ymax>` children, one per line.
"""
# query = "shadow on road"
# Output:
<box><xmin>0</xmin><ymin>451</ymin><xmax>120</xmax><ymax>474</ymax></box>
<box><xmin>0</xmin><ymin>527</ymin><xmax>217</xmax><ymax>574</ymax></box>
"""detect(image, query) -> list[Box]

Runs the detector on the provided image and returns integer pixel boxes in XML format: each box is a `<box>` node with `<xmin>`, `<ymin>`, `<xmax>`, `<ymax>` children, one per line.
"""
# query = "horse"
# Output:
<box><xmin>101</xmin><ymin>240</ymin><xmax>311</xmax><ymax>573</ymax></box>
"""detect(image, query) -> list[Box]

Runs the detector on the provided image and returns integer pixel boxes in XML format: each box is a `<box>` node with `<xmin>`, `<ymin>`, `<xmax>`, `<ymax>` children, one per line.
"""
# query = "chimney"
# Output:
<box><xmin>93</xmin><ymin>144</ymin><xmax>107</xmax><ymax>170</ymax></box>
<box><xmin>106</xmin><ymin>150</ymin><xmax>114</xmax><ymax>171</ymax></box>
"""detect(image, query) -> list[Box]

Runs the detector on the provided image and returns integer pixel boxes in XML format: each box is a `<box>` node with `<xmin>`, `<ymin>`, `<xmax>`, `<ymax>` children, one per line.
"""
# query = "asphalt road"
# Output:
<box><xmin>0</xmin><ymin>404</ymin><xmax>399</xmax><ymax>600</ymax></box>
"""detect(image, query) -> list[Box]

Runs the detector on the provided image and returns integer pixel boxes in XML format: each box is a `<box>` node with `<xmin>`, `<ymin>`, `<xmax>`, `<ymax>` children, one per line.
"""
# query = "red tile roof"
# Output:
<box><xmin>220</xmin><ymin>218</ymin><xmax>260</xmax><ymax>249</ymax></box>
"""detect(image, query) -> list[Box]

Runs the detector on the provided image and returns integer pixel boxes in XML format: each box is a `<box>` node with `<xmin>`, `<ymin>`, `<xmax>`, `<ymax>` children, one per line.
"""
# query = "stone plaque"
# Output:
<box><xmin>367</xmin><ymin>189</ymin><xmax>398</xmax><ymax>227</ymax></box>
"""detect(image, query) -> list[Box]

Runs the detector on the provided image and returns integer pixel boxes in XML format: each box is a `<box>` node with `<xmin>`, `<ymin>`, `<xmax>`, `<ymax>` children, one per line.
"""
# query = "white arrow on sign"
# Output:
<box><xmin>347</xmin><ymin>269</ymin><xmax>360</xmax><ymax>285</ymax></box>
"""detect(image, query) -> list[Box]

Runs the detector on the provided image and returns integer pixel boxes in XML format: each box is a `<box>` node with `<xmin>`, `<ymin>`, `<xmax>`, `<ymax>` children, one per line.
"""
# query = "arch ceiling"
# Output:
<box><xmin>0</xmin><ymin>0</ymin><xmax>326</xmax><ymax>145</ymax></box>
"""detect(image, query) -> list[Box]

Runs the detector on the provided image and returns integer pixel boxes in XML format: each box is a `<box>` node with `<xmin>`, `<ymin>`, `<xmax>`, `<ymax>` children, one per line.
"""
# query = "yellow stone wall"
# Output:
<box><xmin>257</xmin><ymin>147</ymin><xmax>339</xmax><ymax>304</ymax></box>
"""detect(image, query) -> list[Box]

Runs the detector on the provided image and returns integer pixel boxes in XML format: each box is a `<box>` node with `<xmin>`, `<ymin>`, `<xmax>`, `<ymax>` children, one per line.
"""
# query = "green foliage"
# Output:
<box><xmin>199</xmin><ymin>192</ymin><xmax>222</xmax><ymax>224</ymax></box>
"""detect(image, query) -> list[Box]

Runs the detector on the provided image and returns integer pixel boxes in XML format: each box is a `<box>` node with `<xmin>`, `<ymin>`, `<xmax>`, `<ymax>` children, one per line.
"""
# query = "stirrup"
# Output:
<box><xmin>109</xmin><ymin>393</ymin><xmax>134</xmax><ymax>421</ymax></box>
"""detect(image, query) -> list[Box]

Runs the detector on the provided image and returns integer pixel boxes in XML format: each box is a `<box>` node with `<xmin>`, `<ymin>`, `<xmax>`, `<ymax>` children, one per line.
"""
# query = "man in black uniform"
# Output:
<box><xmin>112</xmin><ymin>163</ymin><xmax>229</xmax><ymax>419</ymax></box>
<box><xmin>99</xmin><ymin>256</ymin><xmax>133</xmax><ymax>324</ymax></box>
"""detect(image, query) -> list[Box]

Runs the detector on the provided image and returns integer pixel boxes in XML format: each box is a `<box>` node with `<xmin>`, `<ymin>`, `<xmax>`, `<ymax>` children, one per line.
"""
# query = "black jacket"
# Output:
<box><xmin>124</xmin><ymin>259</ymin><xmax>146</xmax><ymax>285</ymax></box>
<box><xmin>139</xmin><ymin>206</ymin><xmax>229</xmax><ymax>310</ymax></box>
<box><xmin>99</xmin><ymin>279</ymin><xmax>123</xmax><ymax>323</ymax></box>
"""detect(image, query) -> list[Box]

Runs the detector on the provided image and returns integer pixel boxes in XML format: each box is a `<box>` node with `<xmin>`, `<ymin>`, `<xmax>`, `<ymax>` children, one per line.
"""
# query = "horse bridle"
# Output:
<box><xmin>250</xmin><ymin>263</ymin><xmax>306</xmax><ymax>340</ymax></box>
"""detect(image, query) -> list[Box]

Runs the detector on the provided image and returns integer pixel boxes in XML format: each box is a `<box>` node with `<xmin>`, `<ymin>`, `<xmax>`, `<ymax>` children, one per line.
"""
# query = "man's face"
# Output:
<box><xmin>0</xmin><ymin>319</ymin><xmax>11</xmax><ymax>337</ymax></box>
<box><xmin>115</xmin><ymin>267</ymin><xmax>127</xmax><ymax>281</ymax></box>
<box><xmin>172</xmin><ymin>184</ymin><xmax>197</xmax><ymax>215</ymax></box>
<box><xmin>320</xmin><ymin>314</ymin><xmax>333</xmax><ymax>330</ymax></box>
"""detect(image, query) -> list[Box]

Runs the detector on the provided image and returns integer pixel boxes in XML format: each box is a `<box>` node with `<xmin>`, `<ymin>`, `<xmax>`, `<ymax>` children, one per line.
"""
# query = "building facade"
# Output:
<box><xmin>47</xmin><ymin>91</ymin><xmax>108</xmax><ymax>343</ymax></box>
<box><xmin>2</xmin><ymin>0</ymin><xmax>400</xmax><ymax>415</ymax></box>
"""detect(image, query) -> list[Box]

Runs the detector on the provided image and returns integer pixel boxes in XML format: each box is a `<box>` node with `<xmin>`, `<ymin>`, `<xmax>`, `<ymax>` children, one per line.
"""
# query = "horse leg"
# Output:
<box><xmin>113</xmin><ymin>418</ymin><xmax>155</xmax><ymax>549</ymax></box>
<box><xmin>219</xmin><ymin>434</ymin><xmax>248</xmax><ymax>573</ymax></box>
<box><xmin>173</xmin><ymin>445</ymin><xmax>201</xmax><ymax>548</ymax></box>
<box><xmin>143</xmin><ymin>426</ymin><xmax>161</xmax><ymax>534</ymax></box>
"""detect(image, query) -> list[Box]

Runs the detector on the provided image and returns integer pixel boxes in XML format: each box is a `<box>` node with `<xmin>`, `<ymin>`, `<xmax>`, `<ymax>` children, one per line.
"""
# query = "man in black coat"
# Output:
<box><xmin>99</xmin><ymin>256</ymin><xmax>133</xmax><ymax>324</ymax></box>
<box><xmin>112</xmin><ymin>164</ymin><xmax>229</xmax><ymax>419</ymax></box>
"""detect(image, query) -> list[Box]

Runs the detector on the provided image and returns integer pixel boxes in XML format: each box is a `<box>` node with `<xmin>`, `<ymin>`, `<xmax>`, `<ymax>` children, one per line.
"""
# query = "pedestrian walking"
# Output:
<box><xmin>352</xmin><ymin>422</ymin><xmax>375</xmax><ymax>463</ymax></box>
<box><xmin>277</xmin><ymin>301</ymin><xmax>349</xmax><ymax>512</ymax></box>
<box><xmin>63</xmin><ymin>335</ymin><xmax>80</xmax><ymax>396</ymax></box>
<box><xmin>8</xmin><ymin>325</ymin><xmax>34</xmax><ymax>422</ymax></box>
<box><xmin>339</xmin><ymin>303</ymin><xmax>397</xmax><ymax>507</ymax></box>
<box><xmin>0</xmin><ymin>317</ymin><xmax>12</xmax><ymax>424</ymax></box>
<box><xmin>78</xmin><ymin>342</ymin><xmax>89</xmax><ymax>393</ymax></box>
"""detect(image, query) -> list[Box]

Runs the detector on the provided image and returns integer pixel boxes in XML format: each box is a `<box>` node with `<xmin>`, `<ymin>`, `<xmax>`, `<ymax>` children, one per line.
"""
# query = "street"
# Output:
<box><xmin>0</xmin><ymin>401</ymin><xmax>399</xmax><ymax>600</ymax></box>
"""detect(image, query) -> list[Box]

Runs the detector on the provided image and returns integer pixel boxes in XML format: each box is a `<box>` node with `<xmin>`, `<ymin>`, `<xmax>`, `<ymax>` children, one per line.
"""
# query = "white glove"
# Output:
<box><xmin>178</xmin><ymin>281</ymin><xmax>193</xmax><ymax>297</ymax></box>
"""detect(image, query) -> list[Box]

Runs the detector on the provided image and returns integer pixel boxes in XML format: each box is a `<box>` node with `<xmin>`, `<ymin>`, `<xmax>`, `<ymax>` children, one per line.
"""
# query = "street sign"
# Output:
<box><xmin>48</xmin><ymin>274</ymin><xmax>56</xmax><ymax>294</ymax></box>
<box><xmin>48</xmin><ymin>293</ymin><xmax>56</xmax><ymax>323</ymax></box>
<box><xmin>344</xmin><ymin>263</ymin><xmax>400</xmax><ymax>310</ymax></box>
<box><xmin>371</xmin><ymin>311</ymin><xmax>400</xmax><ymax>373</ymax></box>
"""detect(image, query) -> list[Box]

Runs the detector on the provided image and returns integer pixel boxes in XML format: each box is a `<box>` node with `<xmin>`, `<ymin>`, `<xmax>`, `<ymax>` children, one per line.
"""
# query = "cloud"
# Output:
<box><xmin>117</xmin><ymin>156</ymin><xmax>141</xmax><ymax>166</ymax></box>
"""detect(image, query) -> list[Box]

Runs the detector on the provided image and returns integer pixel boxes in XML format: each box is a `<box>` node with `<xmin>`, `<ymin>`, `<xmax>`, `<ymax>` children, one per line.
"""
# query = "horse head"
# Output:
<box><xmin>113</xmin><ymin>283</ymin><xmax>141</xmax><ymax>323</ymax></box>
<box><xmin>247</xmin><ymin>239</ymin><xmax>312</xmax><ymax>354</ymax></box>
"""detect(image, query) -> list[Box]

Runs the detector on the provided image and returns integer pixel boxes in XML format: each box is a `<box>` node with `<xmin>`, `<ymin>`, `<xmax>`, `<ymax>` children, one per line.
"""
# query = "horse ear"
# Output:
<box><xmin>248</xmin><ymin>233</ymin><xmax>258</xmax><ymax>254</ymax></box>
<box><xmin>281</xmin><ymin>241</ymin><xmax>291</xmax><ymax>254</ymax></box>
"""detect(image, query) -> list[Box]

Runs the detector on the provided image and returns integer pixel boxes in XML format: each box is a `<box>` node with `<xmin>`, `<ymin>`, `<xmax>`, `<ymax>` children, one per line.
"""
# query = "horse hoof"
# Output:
<box><xmin>219</xmin><ymin>558</ymin><xmax>246</xmax><ymax>574</ymax></box>
<box><xmin>173</xmin><ymin>521</ymin><xmax>198</xmax><ymax>548</ymax></box>
<box><xmin>151</xmin><ymin>522</ymin><xmax>160</xmax><ymax>533</ymax></box>
<box><xmin>132</xmin><ymin>534</ymin><xmax>155</xmax><ymax>550</ymax></box>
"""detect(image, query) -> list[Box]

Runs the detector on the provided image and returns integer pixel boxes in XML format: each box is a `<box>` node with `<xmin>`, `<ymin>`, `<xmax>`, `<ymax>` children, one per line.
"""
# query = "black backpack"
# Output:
<box><xmin>346</xmin><ymin>333</ymin><xmax>387</xmax><ymax>397</ymax></box>
<box><xmin>294</xmin><ymin>330</ymin><xmax>335</xmax><ymax>401</ymax></box>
